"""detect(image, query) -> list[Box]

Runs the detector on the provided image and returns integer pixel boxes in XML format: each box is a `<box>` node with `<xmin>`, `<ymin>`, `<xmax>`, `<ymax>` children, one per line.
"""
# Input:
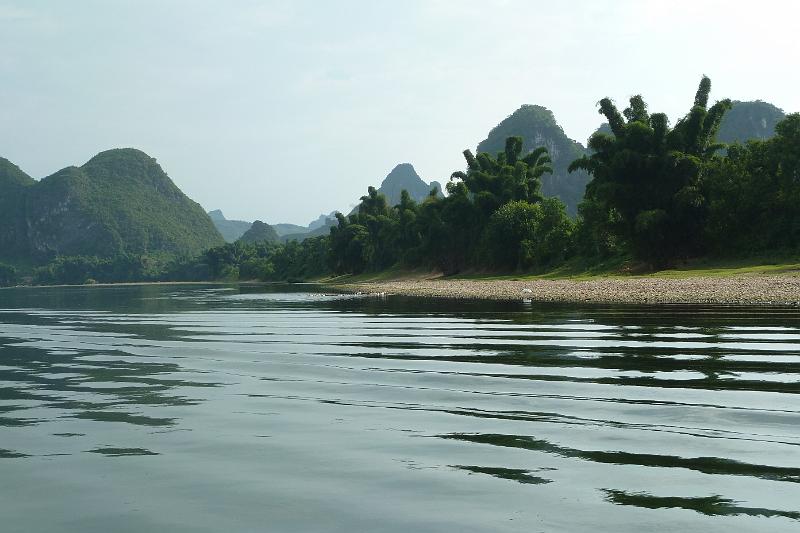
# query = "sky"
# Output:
<box><xmin>1</xmin><ymin>0</ymin><xmax>798</xmax><ymax>225</ymax></box>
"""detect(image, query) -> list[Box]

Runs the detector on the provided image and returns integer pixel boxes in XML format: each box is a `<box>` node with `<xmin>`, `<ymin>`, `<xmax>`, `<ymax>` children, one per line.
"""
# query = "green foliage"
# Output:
<box><xmin>571</xmin><ymin>77</ymin><xmax>732</xmax><ymax>266</ymax></box>
<box><xmin>0</xmin><ymin>263</ymin><xmax>18</xmax><ymax>287</ymax></box>
<box><xmin>199</xmin><ymin>236</ymin><xmax>331</xmax><ymax>282</ymax></box>
<box><xmin>482</xmin><ymin>199</ymin><xmax>574</xmax><ymax>270</ymax></box>
<box><xmin>573</xmin><ymin>197</ymin><xmax>620</xmax><ymax>259</ymax></box>
<box><xmin>31</xmin><ymin>254</ymin><xmax>180</xmax><ymax>285</ymax></box>
<box><xmin>322</xmin><ymin>138</ymin><xmax>572</xmax><ymax>276</ymax></box>
<box><xmin>704</xmin><ymin>114</ymin><xmax>800</xmax><ymax>253</ymax></box>
<box><xmin>451</xmin><ymin>136</ymin><xmax>550</xmax><ymax>213</ymax></box>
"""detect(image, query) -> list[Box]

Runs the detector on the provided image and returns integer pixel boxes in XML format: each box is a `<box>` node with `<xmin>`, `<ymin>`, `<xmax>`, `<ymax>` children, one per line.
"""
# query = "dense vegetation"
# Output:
<box><xmin>704</xmin><ymin>114</ymin><xmax>800</xmax><ymax>253</ymax></box>
<box><xmin>572</xmin><ymin>83</ymin><xmax>798</xmax><ymax>266</ymax></box>
<box><xmin>179</xmin><ymin>77</ymin><xmax>797</xmax><ymax>284</ymax></box>
<box><xmin>571</xmin><ymin>80</ymin><xmax>732</xmax><ymax>265</ymax></box>
<box><xmin>0</xmin><ymin>262</ymin><xmax>18</xmax><ymax>287</ymax></box>
<box><xmin>2</xmin><ymin>77</ymin><xmax>796</xmax><ymax>287</ymax></box>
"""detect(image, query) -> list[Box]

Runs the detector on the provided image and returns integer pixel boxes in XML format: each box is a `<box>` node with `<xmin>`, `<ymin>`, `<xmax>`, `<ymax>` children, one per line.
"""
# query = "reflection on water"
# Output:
<box><xmin>0</xmin><ymin>284</ymin><xmax>799</xmax><ymax>532</ymax></box>
<box><xmin>451</xmin><ymin>464</ymin><xmax>554</xmax><ymax>485</ymax></box>
<box><xmin>87</xmin><ymin>446</ymin><xmax>160</xmax><ymax>457</ymax></box>
<box><xmin>602</xmin><ymin>490</ymin><xmax>800</xmax><ymax>520</ymax></box>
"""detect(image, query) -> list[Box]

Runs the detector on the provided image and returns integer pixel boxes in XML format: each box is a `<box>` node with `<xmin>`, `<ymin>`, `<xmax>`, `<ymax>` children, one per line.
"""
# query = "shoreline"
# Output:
<box><xmin>329</xmin><ymin>275</ymin><xmax>800</xmax><ymax>306</ymax></box>
<box><xmin>4</xmin><ymin>275</ymin><xmax>800</xmax><ymax>306</ymax></box>
<box><xmin>0</xmin><ymin>281</ymin><xmax>229</xmax><ymax>290</ymax></box>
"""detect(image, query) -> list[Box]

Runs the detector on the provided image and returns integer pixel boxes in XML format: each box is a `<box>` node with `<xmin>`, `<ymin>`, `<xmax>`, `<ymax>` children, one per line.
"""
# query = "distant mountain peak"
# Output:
<box><xmin>717</xmin><ymin>100</ymin><xmax>786</xmax><ymax>144</ymax></box>
<box><xmin>0</xmin><ymin>157</ymin><xmax>35</xmax><ymax>188</ymax></box>
<box><xmin>477</xmin><ymin>104</ymin><xmax>589</xmax><ymax>215</ymax></box>
<box><xmin>377</xmin><ymin>163</ymin><xmax>441</xmax><ymax>206</ymax></box>
<box><xmin>208</xmin><ymin>209</ymin><xmax>226</xmax><ymax>221</ymax></box>
<box><xmin>86</xmin><ymin>147</ymin><xmax>153</xmax><ymax>162</ymax></box>
<box><xmin>237</xmin><ymin>220</ymin><xmax>279</xmax><ymax>244</ymax></box>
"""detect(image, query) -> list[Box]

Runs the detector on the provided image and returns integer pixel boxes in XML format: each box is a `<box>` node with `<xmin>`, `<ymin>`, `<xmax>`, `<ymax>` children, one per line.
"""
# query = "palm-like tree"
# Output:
<box><xmin>569</xmin><ymin>76</ymin><xmax>731</xmax><ymax>265</ymax></box>
<box><xmin>449</xmin><ymin>136</ymin><xmax>553</xmax><ymax>216</ymax></box>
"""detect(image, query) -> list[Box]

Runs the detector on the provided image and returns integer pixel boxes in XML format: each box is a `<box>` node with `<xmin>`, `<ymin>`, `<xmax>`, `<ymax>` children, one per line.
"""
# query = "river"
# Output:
<box><xmin>0</xmin><ymin>284</ymin><xmax>798</xmax><ymax>532</ymax></box>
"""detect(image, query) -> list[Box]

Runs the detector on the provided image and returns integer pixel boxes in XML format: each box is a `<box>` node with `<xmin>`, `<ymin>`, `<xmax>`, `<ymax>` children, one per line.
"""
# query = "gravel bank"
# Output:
<box><xmin>333</xmin><ymin>275</ymin><xmax>800</xmax><ymax>305</ymax></box>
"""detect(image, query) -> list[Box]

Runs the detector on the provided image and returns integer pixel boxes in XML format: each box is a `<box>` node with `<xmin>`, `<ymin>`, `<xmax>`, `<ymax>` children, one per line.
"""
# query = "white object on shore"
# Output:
<box><xmin>521</xmin><ymin>288</ymin><xmax>533</xmax><ymax>294</ymax></box>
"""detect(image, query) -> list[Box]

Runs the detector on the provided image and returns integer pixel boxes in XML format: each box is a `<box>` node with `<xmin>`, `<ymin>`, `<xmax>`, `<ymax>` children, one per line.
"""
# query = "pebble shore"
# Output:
<box><xmin>334</xmin><ymin>275</ymin><xmax>800</xmax><ymax>305</ymax></box>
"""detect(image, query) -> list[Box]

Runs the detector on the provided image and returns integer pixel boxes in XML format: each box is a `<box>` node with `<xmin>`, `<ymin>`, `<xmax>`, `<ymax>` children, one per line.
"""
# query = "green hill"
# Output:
<box><xmin>236</xmin><ymin>220</ymin><xmax>279</xmax><ymax>244</ymax></box>
<box><xmin>477</xmin><ymin>105</ymin><xmax>590</xmax><ymax>215</ymax></box>
<box><xmin>0</xmin><ymin>148</ymin><xmax>224</xmax><ymax>263</ymax></box>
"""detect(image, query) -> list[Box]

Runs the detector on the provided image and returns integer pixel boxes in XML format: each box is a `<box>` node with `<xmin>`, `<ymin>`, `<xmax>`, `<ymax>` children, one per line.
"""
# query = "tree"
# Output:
<box><xmin>0</xmin><ymin>263</ymin><xmax>17</xmax><ymax>287</ymax></box>
<box><xmin>395</xmin><ymin>190</ymin><xmax>421</xmax><ymax>264</ymax></box>
<box><xmin>704</xmin><ymin>113</ymin><xmax>800</xmax><ymax>253</ymax></box>
<box><xmin>482</xmin><ymin>198</ymin><xmax>575</xmax><ymax>270</ymax></box>
<box><xmin>450</xmin><ymin>136</ymin><xmax>552</xmax><ymax>217</ymax></box>
<box><xmin>570</xmin><ymin>76</ymin><xmax>731</xmax><ymax>265</ymax></box>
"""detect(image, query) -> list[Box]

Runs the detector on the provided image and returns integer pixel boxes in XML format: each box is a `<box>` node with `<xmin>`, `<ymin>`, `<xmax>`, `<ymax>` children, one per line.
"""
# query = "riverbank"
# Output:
<box><xmin>331</xmin><ymin>274</ymin><xmax>800</xmax><ymax>305</ymax></box>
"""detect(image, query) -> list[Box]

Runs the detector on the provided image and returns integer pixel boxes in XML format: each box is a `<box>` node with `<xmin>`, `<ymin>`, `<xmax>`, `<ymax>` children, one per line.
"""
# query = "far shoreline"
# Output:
<box><xmin>0</xmin><ymin>280</ymin><xmax>273</xmax><ymax>290</ymax></box>
<box><xmin>3</xmin><ymin>274</ymin><xmax>800</xmax><ymax>307</ymax></box>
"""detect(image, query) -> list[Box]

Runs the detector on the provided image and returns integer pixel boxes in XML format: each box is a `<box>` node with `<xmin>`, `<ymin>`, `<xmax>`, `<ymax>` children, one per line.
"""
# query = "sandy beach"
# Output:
<box><xmin>333</xmin><ymin>274</ymin><xmax>800</xmax><ymax>305</ymax></box>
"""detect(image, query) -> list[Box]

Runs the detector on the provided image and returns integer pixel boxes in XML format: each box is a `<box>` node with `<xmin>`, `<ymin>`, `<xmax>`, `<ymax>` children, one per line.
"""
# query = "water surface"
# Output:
<box><xmin>1</xmin><ymin>284</ymin><xmax>798</xmax><ymax>532</ymax></box>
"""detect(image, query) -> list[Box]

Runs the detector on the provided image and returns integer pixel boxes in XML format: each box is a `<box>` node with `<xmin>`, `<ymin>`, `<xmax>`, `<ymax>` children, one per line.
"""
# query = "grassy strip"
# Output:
<box><xmin>319</xmin><ymin>255</ymin><xmax>800</xmax><ymax>284</ymax></box>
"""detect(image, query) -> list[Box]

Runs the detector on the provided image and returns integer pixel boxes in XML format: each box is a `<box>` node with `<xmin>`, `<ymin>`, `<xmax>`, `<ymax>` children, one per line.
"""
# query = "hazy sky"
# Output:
<box><xmin>1</xmin><ymin>1</ymin><xmax>798</xmax><ymax>224</ymax></box>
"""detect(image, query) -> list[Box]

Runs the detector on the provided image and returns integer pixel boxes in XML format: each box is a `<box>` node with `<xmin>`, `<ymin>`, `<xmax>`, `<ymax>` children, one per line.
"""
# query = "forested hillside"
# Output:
<box><xmin>0</xmin><ymin>158</ymin><xmax>36</xmax><ymax>261</ymax></box>
<box><xmin>0</xmin><ymin>149</ymin><xmax>223</xmax><ymax>285</ymax></box>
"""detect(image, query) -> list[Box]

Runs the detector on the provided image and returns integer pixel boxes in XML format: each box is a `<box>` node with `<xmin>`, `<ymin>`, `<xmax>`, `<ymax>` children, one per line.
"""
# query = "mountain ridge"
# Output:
<box><xmin>0</xmin><ymin>148</ymin><xmax>223</xmax><ymax>263</ymax></box>
<box><xmin>377</xmin><ymin>163</ymin><xmax>442</xmax><ymax>206</ymax></box>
